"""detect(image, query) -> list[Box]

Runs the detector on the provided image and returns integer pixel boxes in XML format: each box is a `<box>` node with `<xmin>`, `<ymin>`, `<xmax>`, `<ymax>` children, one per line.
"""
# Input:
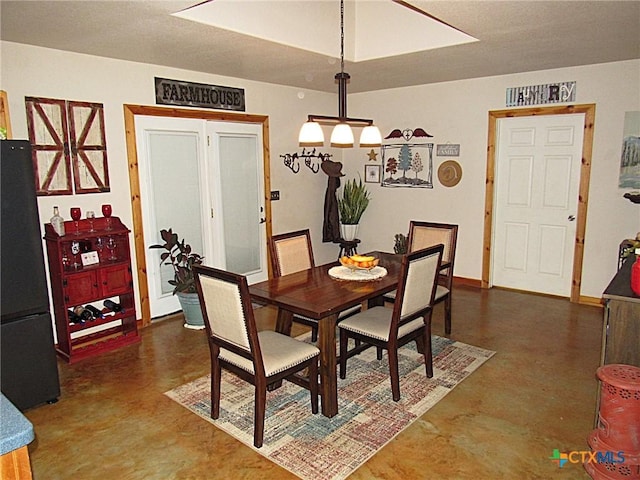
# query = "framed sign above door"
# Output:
<box><xmin>25</xmin><ymin>96</ymin><xmax>110</xmax><ymax>195</ymax></box>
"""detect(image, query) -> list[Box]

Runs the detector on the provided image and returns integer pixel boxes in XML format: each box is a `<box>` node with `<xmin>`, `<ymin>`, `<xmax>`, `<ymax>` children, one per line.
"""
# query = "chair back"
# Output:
<box><xmin>393</xmin><ymin>244</ymin><xmax>443</xmax><ymax>328</ymax></box>
<box><xmin>269</xmin><ymin>229</ymin><xmax>315</xmax><ymax>277</ymax></box>
<box><xmin>408</xmin><ymin>221</ymin><xmax>458</xmax><ymax>286</ymax></box>
<box><xmin>193</xmin><ymin>265</ymin><xmax>263</xmax><ymax>369</ymax></box>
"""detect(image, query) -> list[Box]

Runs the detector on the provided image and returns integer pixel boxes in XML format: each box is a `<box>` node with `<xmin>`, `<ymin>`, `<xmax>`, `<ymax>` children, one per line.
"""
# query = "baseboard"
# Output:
<box><xmin>453</xmin><ymin>277</ymin><xmax>603</xmax><ymax>308</ymax></box>
<box><xmin>453</xmin><ymin>276</ymin><xmax>482</xmax><ymax>288</ymax></box>
<box><xmin>578</xmin><ymin>296</ymin><xmax>604</xmax><ymax>307</ymax></box>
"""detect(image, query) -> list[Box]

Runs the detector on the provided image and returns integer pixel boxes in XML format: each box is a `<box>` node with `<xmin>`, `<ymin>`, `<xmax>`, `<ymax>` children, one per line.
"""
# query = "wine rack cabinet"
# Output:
<box><xmin>44</xmin><ymin>216</ymin><xmax>140</xmax><ymax>363</ymax></box>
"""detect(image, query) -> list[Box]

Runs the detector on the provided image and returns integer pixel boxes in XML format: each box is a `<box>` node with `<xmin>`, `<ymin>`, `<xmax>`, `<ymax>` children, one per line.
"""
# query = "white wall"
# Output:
<box><xmin>344</xmin><ymin>59</ymin><xmax>640</xmax><ymax>298</ymax></box>
<box><xmin>2</xmin><ymin>41</ymin><xmax>638</xmax><ymax>314</ymax></box>
<box><xmin>0</xmin><ymin>41</ymin><xmax>339</xmax><ymax>322</ymax></box>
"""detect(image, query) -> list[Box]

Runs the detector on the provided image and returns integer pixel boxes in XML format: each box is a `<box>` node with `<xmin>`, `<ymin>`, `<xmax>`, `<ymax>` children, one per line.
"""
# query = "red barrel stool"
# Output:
<box><xmin>585</xmin><ymin>364</ymin><xmax>640</xmax><ymax>479</ymax></box>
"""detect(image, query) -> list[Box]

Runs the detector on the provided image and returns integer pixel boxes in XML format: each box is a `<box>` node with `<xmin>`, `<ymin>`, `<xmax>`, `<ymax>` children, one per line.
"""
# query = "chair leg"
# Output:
<box><xmin>211</xmin><ymin>360</ymin><xmax>221</xmax><ymax>420</ymax></box>
<box><xmin>254</xmin><ymin>384</ymin><xmax>267</xmax><ymax>448</ymax></box>
<box><xmin>311</xmin><ymin>325</ymin><xmax>318</xmax><ymax>342</ymax></box>
<box><xmin>423</xmin><ymin>325</ymin><xmax>433</xmax><ymax>378</ymax></box>
<box><xmin>444</xmin><ymin>294</ymin><xmax>452</xmax><ymax>335</ymax></box>
<box><xmin>388</xmin><ymin>347</ymin><xmax>401</xmax><ymax>402</ymax></box>
<box><xmin>309</xmin><ymin>359</ymin><xmax>319</xmax><ymax>414</ymax></box>
<box><xmin>377</xmin><ymin>347</ymin><xmax>383</xmax><ymax>360</ymax></box>
<box><xmin>339</xmin><ymin>329</ymin><xmax>348</xmax><ymax>379</ymax></box>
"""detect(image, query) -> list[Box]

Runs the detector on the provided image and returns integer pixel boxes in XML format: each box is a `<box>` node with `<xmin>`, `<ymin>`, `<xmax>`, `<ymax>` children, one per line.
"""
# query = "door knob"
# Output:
<box><xmin>568</xmin><ymin>215</ymin><xmax>576</xmax><ymax>221</ymax></box>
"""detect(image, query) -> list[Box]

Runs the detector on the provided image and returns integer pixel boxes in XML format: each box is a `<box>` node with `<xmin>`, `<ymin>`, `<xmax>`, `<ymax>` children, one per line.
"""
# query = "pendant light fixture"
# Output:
<box><xmin>298</xmin><ymin>0</ymin><xmax>381</xmax><ymax>149</ymax></box>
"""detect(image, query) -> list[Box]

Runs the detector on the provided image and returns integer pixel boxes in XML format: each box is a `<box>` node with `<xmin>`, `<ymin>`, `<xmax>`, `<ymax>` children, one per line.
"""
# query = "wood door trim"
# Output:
<box><xmin>482</xmin><ymin>104</ymin><xmax>595</xmax><ymax>303</ymax></box>
<box><xmin>124</xmin><ymin>104</ymin><xmax>272</xmax><ymax>327</ymax></box>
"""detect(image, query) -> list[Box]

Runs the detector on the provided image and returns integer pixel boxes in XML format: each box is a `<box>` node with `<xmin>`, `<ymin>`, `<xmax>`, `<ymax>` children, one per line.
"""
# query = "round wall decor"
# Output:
<box><xmin>438</xmin><ymin>160</ymin><xmax>462</xmax><ymax>187</ymax></box>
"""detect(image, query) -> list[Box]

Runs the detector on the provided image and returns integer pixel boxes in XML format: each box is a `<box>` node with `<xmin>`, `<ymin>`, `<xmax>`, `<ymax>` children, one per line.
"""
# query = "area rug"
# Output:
<box><xmin>165</xmin><ymin>336</ymin><xmax>494</xmax><ymax>480</ymax></box>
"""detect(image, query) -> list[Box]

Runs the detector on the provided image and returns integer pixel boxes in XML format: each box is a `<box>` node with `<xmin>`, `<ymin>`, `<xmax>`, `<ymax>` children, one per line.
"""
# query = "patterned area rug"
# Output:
<box><xmin>165</xmin><ymin>336</ymin><xmax>494</xmax><ymax>480</ymax></box>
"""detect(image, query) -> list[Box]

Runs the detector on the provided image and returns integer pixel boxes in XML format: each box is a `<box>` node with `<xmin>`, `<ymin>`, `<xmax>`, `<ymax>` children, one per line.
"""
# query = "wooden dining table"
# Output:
<box><xmin>248</xmin><ymin>251</ymin><xmax>403</xmax><ymax>417</ymax></box>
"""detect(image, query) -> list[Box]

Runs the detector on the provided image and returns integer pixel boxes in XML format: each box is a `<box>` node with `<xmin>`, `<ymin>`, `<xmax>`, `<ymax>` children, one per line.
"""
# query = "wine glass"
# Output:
<box><xmin>86</xmin><ymin>210</ymin><xmax>96</xmax><ymax>232</ymax></box>
<box><xmin>102</xmin><ymin>204</ymin><xmax>113</xmax><ymax>230</ymax></box>
<box><xmin>106</xmin><ymin>236</ymin><xmax>117</xmax><ymax>261</ymax></box>
<box><xmin>70</xmin><ymin>207</ymin><xmax>81</xmax><ymax>235</ymax></box>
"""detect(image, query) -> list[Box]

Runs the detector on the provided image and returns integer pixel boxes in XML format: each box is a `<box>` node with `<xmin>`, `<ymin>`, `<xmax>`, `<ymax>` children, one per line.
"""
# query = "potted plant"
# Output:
<box><xmin>338</xmin><ymin>177</ymin><xmax>371</xmax><ymax>241</ymax></box>
<box><xmin>149</xmin><ymin>228</ymin><xmax>205</xmax><ymax>329</ymax></box>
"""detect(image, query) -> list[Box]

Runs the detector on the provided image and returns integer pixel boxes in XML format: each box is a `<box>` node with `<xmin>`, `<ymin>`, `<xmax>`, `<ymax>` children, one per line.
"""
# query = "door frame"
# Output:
<box><xmin>124</xmin><ymin>104</ymin><xmax>272</xmax><ymax>327</ymax></box>
<box><xmin>482</xmin><ymin>104</ymin><xmax>595</xmax><ymax>303</ymax></box>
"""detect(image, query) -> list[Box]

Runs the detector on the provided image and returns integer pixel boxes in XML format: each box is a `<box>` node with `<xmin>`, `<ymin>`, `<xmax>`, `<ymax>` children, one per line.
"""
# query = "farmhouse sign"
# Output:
<box><xmin>506</xmin><ymin>81</ymin><xmax>576</xmax><ymax>107</ymax></box>
<box><xmin>155</xmin><ymin>77</ymin><xmax>245</xmax><ymax>111</ymax></box>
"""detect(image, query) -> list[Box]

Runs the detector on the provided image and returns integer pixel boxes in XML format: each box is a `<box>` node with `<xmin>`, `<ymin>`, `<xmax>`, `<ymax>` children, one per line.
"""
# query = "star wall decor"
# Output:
<box><xmin>367</xmin><ymin>149</ymin><xmax>378</xmax><ymax>161</ymax></box>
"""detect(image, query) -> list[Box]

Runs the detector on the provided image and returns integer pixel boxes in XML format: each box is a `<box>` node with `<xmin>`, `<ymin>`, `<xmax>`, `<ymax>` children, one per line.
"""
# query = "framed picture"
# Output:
<box><xmin>365</xmin><ymin>164</ymin><xmax>380</xmax><ymax>183</ymax></box>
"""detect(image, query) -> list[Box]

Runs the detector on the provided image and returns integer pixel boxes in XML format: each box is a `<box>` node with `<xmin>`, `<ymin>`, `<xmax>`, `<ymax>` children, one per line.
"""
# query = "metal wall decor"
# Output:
<box><xmin>506</xmin><ymin>81</ymin><xmax>576</xmax><ymax>107</ymax></box>
<box><xmin>436</xmin><ymin>144</ymin><xmax>460</xmax><ymax>156</ymax></box>
<box><xmin>155</xmin><ymin>77</ymin><xmax>245</xmax><ymax>111</ymax></box>
<box><xmin>382</xmin><ymin>143</ymin><xmax>433</xmax><ymax>188</ymax></box>
<box><xmin>385</xmin><ymin>128</ymin><xmax>432</xmax><ymax>142</ymax></box>
<box><xmin>279</xmin><ymin>148</ymin><xmax>333</xmax><ymax>174</ymax></box>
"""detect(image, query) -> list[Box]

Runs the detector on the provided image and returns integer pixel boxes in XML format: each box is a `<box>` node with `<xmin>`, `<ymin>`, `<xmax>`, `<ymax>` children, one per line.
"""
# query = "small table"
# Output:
<box><xmin>249</xmin><ymin>251</ymin><xmax>402</xmax><ymax>417</ymax></box>
<box><xmin>337</xmin><ymin>239</ymin><xmax>360</xmax><ymax>258</ymax></box>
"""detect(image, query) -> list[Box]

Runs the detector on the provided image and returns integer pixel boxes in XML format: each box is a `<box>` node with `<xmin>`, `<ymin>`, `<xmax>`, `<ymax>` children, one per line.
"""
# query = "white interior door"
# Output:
<box><xmin>207</xmin><ymin>121</ymin><xmax>268</xmax><ymax>285</ymax></box>
<box><xmin>492</xmin><ymin>114</ymin><xmax>584</xmax><ymax>296</ymax></box>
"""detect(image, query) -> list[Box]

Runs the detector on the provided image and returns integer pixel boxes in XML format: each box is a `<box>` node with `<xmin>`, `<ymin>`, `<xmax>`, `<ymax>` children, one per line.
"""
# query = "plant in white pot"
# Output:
<box><xmin>150</xmin><ymin>228</ymin><xmax>205</xmax><ymax>330</ymax></box>
<box><xmin>338</xmin><ymin>177</ymin><xmax>371</xmax><ymax>241</ymax></box>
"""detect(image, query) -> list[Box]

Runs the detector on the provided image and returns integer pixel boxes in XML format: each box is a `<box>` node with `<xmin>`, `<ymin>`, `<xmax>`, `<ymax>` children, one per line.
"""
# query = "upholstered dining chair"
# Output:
<box><xmin>193</xmin><ymin>264</ymin><xmax>319</xmax><ymax>448</ymax></box>
<box><xmin>338</xmin><ymin>244</ymin><xmax>444</xmax><ymax>401</ymax></box>
<box><xmin>384</xmin><ymin>221</ymin><xmax>458</xmax><ymax>335</ymax></box>
<box><xmin>269</xmin><ymin>229</ymin><xmax>360</xmax><ymax>341</ymax></box>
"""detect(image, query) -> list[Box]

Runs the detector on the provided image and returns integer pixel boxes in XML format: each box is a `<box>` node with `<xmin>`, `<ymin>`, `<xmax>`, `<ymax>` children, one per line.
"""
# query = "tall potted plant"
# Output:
<box><xmin>149</xmin><ymin>228</ymin><xmax>205</xmax><ymax>329</ymax></box>
<box><xmin>338</xmin><ymin>177</ymin><xmax>371</xmax><ymax>241</ymax></box>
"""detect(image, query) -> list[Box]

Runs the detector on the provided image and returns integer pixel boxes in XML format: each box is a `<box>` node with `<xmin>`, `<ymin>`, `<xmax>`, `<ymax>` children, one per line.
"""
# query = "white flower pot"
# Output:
<box><xmin>340</xmin><ymin>224</ymin><xmax>359</xmax><ymax>241</ymax></box>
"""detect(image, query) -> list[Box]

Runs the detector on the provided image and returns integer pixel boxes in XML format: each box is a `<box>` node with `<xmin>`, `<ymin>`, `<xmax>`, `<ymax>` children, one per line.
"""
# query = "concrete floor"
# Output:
<box><xmin>23</xmin><ymin>286</ymin><xmax>602</xmax><ymax>479</ymax></box>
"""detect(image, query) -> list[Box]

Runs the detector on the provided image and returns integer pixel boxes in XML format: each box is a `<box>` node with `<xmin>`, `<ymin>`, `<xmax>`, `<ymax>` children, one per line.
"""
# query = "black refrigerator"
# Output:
<box><xmin>1</xmin><ymin>139</ymin><xmax>60</xmax><ymax>410</ymax></box>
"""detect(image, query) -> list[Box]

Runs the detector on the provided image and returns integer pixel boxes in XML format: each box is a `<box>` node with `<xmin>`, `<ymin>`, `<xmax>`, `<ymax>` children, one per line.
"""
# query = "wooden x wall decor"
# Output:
<box><xmin>26</xmin><ymin>96</ymin><xmax>110</xmax><ymax>196</ymax></box>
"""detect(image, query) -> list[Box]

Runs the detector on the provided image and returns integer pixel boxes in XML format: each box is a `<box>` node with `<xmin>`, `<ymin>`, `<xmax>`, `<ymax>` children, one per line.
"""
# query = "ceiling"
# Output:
<box><xmin>1</xmin><ymin>1</ymin><xmax>639</xmax><ymax>94</ymax></box>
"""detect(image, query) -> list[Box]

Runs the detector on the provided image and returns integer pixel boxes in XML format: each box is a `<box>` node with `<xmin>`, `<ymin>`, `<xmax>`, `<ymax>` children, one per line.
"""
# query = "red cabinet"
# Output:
<box><xmin>44</xmin><ymin>216</ymin><xmax>140</xmax><ymax>363</ymax></box>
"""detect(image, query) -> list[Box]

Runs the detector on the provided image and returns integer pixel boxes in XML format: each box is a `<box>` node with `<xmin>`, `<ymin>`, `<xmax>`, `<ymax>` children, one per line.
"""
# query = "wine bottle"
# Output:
<box><xmin>103</xmin><ymin>299</ymin><xmax>124</xmax><ymax>314</ymax></box>
<box><xmin>84</xmin><ymin>305</ymin><xmax>105</xmax><ymax>319</ymax></box>
<box><xmin>51</xmin><ymin>206</ymin><xmax>66</xmax><ymax>236</ymax></box>
<box><xmin>73</xmin><ymin>305</ymin><xmax>94</xmax><ymax>322</ymax></box>
<box><xmin>68</xmin><ymin>309</ymin><xmax>84</xmax><ymax>325</ymax></box>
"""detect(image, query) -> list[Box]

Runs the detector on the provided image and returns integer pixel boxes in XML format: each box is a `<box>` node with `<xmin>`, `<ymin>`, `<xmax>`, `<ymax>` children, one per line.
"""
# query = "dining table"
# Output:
<box><xmin>248</xmin><ymin>250</ymin><xmax>403</xmax><ymax>418</ymax></box>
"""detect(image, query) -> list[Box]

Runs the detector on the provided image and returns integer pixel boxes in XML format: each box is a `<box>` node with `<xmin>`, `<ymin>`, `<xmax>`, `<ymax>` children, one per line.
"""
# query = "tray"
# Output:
<box><xmin>328</xmin><ymin>265</ymin><xmax>388</xmax><ymax>281</ymax></box>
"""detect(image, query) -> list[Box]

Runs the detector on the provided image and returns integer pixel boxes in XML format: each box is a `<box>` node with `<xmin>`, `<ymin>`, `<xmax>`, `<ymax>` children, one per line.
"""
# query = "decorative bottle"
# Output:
<box><xmin>50</xmin><ymin>206</ymin><xmax>65</xmax><ymax>236</ymax></box>
<box><xmin>631</xmin><ymin>254</ymin><xmax>640</xmax><ymax>296</ymax></box>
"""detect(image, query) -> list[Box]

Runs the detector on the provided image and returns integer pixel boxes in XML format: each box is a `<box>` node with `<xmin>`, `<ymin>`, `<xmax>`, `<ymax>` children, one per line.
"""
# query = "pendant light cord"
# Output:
<box><xmin>340</xmin><ymin>0</ymin><xmax>344</xmax><ymax>75</ymax></box>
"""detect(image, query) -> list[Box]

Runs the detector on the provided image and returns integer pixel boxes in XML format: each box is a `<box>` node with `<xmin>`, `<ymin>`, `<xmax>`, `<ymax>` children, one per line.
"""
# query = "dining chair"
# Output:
<box><xmin>384</xmin><ymin>221</ymin><xmax>458</xmax><ymax>335</ymax></box>
<box><xmin>193</xmin><ymin>264</ymin><xmax>319</xmax><ymax>448</ymax></box>
<box><xmin>338</xmin><ymin>244</ymin><xmax>444</xmax><ymax>401</ymax></box>
<box><xmin>269</xmin><ymin>229</ymin><xmax>360</xmax><ymax>341</ymax></box>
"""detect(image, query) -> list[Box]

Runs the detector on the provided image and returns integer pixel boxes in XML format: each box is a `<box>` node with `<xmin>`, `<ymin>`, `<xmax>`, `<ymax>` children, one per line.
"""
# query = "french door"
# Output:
<box><xmin>135</xmin><ymin>116</ymin><xmax>267</xmax><ymax>319</ymax></box>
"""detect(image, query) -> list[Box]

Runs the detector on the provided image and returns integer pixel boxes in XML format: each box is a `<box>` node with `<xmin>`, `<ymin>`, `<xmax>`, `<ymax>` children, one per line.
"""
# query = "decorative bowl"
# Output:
<box><xmin>339</xmin><ymin>257</ymin><xmax>379</xmax><ymax>271</ymax></box>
